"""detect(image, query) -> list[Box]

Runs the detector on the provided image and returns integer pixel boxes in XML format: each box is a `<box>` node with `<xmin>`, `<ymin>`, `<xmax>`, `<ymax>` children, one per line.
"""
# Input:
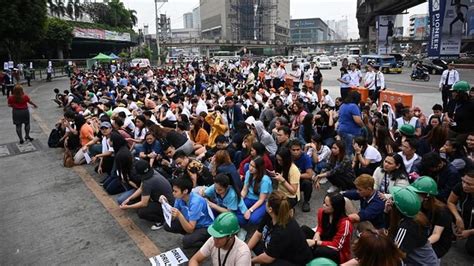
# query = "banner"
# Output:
<box><xmin>376</xmin><ymin>15</ymin><xmax>396</xmax><ymax>54</ymax></box>
<box><xmin>73</xmin><ymin>27</ymin><xmax>105</xmax><ymax>40</ymax></box>
<box><xmin>428</xmin><ymin>0</ymin><xmax>469</xmax><ymax>57</ymax></box>
<box><xmin>104</xmin><ymin>30</ymin><xmax>131</xmax><ymax>42</ymax></box>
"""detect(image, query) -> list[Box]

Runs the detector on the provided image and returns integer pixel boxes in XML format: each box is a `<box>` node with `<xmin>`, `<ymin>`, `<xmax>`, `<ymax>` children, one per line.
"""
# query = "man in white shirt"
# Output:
<box><xmin>373</xmin><ymin>66</ymin><xmax>385</xmax><ymax>104</ymax></box>
<box><xmin>348</xmin><ymin>63</ymin><xmax>362</xmax><ymax>87</ymax></box>
<box><xmin>364</xmin><ymin>64</ymin><xmax>376</xmax><ymax>93</ymax></box>
<box><xmin>439</xmin><ymin>62</ymin><xmax>460</xmax><ymax>111</ymax></box>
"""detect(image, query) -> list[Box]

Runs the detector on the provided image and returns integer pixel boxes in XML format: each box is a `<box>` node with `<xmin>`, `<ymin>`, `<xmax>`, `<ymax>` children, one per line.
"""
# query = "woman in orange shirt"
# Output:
<box><xmin>190</xmin><ymin>117</ymin><xmax>209</xmax><ymax>155</ymax></box>
<box><xmin>7</xmin><ymin>85</ymin><xmax>38</xmax><ymax>144</ymax></box>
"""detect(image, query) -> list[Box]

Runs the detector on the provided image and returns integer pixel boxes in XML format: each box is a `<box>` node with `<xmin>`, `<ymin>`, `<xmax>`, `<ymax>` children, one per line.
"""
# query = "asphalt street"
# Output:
<box><xmin>0</xmin><ymin>76</ymin><xmax>472</xmax><ymax>265</ymax></box>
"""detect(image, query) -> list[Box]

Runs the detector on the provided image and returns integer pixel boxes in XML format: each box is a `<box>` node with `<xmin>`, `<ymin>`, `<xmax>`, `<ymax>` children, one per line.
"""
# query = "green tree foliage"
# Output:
<box><xmin>0</xmin><ymin>0</ymin><xmax>48</xmax><ymax>60</ymax></box>
<box><xmin>43</xmin><ymin>17</ymin><xmax>74</xmax><ymax>58</ymax></box>
<box><xmin>132</xmin><ymin>46</ymin><xmax>152</xmax><ymax>60</ymax></box>
<box><xmin>84</xmin><ymin>0</ymin><xmax>136</xmax><ymax>29</ymax></box>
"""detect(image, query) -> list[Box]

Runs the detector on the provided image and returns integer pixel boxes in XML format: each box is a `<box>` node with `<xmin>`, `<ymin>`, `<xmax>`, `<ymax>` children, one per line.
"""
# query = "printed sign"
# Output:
<box><xmin>105</xmin><ymin>30</ymin><xmax>131</xmax><ymax>42</ymax></box>
<box><xmin>428</xmin><ymin>0</ymin><xmax>469</xmax><ymax>57</ymax></box>
<box><xmin>4</xmin><ymin>62</ymin><xmax>8</xmax><ymax>70</ymax></box>
<box><xmin>73</xmin><ymin>27</ymin><xmax>105</xmax><ymax>40</ymax></box>
<box><xmin>149</xmin><ymin>248</ymin><xmax>188</xmax><ymax>266</ymax></box>
<box><xmin>376</xmin><ymin>15</ymin><xmax>397</xmax><ymax>54</ymax></box>
<box><xmin>8</xmin><ymin>61</ymin><xmax>14</xmax><ymax>69</ymax></box>
<box><xmin>161</xmin><ymin>201</ymin><xmax>173</xmax><ymax>228</ymax></box>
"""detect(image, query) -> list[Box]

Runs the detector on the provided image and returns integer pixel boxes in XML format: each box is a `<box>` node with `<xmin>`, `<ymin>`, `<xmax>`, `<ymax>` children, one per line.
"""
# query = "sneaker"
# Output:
<box><xmin>237</xmin><ymin>228</ymin><xmax>247</xmax><ymax>241</ymax></box>
<box><xmin>302</xmin><ymin>201</ymin><xmax>310</xmax><ymax>212</ymax></box>
<box><xmin>151</xmin><ymin>222</ymin><xmax>163</xmax><ymax>230</ymax></box>
<box><xmin>25</xmin><ymin>137</ymin><xmax>34</xmax><ymax>142</ymax></box>
<box><xmin>319</xmin><ymin>177</ymin><xmax>328</xmax><ymax>184</ymax></box>
<box><xmin>327</xmin><ymin>185</ymin><xmax>338</xmax><ymax>193</ymax></box>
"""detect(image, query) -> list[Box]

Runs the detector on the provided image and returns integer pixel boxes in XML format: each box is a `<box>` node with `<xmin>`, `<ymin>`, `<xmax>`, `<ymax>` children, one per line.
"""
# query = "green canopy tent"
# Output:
<box><xmin>87</xmin><ymin>53</ymin><xmax>113</xmax><ymax>69</ymax></box>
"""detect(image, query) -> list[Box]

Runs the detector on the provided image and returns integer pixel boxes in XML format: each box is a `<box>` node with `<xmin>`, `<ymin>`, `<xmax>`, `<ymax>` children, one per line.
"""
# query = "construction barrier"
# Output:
<box><xmin>350</xmin><ymin>86</ymin><xmax>369</xmax><ymax>103</ymax></box>
<box><xmin>379</xmin><ymin>90</ymin><xmax>413</xmax><ymax>109</ymax></box>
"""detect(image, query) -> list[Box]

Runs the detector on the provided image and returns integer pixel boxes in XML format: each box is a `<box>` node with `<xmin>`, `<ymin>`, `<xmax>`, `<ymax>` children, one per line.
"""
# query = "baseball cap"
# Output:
<box><xmin>100</xmin><ymin>121</ymin><xmax>112</xmax><ymax>129</ymax></box>
<box><xmin>135</xmin><ymin>160</ymin><xmax>154</xmax><ymax>180</ymax></box>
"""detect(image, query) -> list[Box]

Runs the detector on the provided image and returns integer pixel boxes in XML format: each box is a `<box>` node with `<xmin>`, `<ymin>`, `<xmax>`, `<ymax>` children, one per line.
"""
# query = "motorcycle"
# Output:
<box><xmin>410</xmin><ymin>68</ymin><xmax>430</xmax><ymax>82</ymax></box>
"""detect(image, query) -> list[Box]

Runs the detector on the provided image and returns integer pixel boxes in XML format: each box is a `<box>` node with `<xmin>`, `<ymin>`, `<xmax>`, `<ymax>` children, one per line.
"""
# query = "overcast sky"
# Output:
<box><xmin>121</xmin><ymin>0</ymin><xmax>428</xmax><ymax>38</ymax></box>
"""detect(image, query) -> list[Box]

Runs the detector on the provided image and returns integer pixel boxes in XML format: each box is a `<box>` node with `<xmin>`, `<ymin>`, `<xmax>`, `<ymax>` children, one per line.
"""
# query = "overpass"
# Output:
<box><xmin>356</xmin><ymin>0</ymin><xmax>426</xmax><ymax>40</ymax></box>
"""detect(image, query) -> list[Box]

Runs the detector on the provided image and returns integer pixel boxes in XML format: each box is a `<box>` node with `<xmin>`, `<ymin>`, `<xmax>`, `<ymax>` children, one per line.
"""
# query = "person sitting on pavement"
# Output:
<box><xmin>342</xmin><ymin>174</ymin><xmax>386</xmax><ymax>229</ymax></box>
<box><xmin>240</xmin><ymin>156</ymin><xmax>273</xmax><ymax>225</ymax></box>
<box><xmin>162</xmin><ymin>177</ymin><xmax>214</xmax><ymax>249</ymax></box>
<box><xmin>352</xmin><ymin>136</ymin><xmax>382</xmax><ymax>176</ymax></box>
<box><xmin>247</xmin><ymin>191</ymin><xmax>313</xmax><ymax>265</ymax></box>
<box><xmin>301</xmin><ymin>192</ymin><xmax>353</xmax><ymax>264</ymax></box>
<box><xmin>447</xmin><ymin>167</ymin><xmax>474</xmax><ymax>257</ymax></box>
<box><xmin>288</xmin><ymin>139</ymin><xmax>315</xmax><ymax>212</ymax></box>
<box><xmin>408</xmin><ymin>176</ymin><xmax>453</xmax><ymax>258</ymax></box>
<box><xmin>373</xmin><ymin>153</ymin><xmax>410</xmax><ymax>199</ymax></box>
<box><xmin>387</xmin><ymin>186</ymin><xmax>439</xmax><ymax>265</ymax></box>
<box><xmin>203</xmin><ymin>173</ymin><xmax>248</xmax><ymax>225</ymax></box>
<box><xmin>189</xmin><ymin>212</ymin><xmax>252</xmax><ymax>266</ymax></box>
<box><xmin>119</xmin><ymin>160</ymin><xmax>174</xmax><ymax>231</ymax></box>
<box><xmin>173</xmin><ymin>150</ymin><xmax>214</xmax><ymax>189</ymax></box>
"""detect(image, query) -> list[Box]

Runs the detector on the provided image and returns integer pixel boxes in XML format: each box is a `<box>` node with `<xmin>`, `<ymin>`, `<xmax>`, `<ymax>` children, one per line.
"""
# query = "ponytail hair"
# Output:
<box><xmin>268</xmin><ymin>191</ymin><xmax>291</xmax><ymax>227</ymax></box>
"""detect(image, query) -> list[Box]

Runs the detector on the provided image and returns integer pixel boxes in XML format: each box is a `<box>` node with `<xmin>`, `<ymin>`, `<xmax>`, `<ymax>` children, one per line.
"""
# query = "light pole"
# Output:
<box><xmin>154</xmin><ymin>0</ymin><xmax>167</xmax><ymax>65</ymax></box>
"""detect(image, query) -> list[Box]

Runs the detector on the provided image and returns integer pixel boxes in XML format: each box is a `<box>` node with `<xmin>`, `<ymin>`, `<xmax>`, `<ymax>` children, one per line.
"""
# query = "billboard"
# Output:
<box><xmin>413</xmin><ymin>16</ymin><xmax>429</xmax><ymax>38</ymax></box>
<box><xmin>73</xmin><ymin>27</ymin><xmax>131</xmax><ymax>42</ymax></box>
<box><xmin>428</xmin><ymin>0</ymin><xmax>469</xmax><ymax>57</ymax></box>
<box><xmin>376</xmin><ymin>15</ymin><xmax>397</xmax><ymax>54</ymax></box>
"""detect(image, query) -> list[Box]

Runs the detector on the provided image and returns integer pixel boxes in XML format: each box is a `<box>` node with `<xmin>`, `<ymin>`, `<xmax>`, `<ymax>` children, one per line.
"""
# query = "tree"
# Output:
<box><xmin>0</xmin><ymin>1</ymin><xmax>48</xmax><ymax>61</ymax></box>
<box><xmin>66</xmin><ymin>0</ymin><xmax>74</xmax><ymax>19</ymax></box>
<box><xmin>73</xmin><ymin>0</ymin><xmax>84</xmax><ymax>21</ymax></box>
<box><xmin>129</xmin><ymin>9</ymin><xmax>138</xmax><ymax>27</ymax></box>
<box><xmin>43</xmin><ymin>17</ymin><xmax>74</xmax><ymax>59</ymax></box>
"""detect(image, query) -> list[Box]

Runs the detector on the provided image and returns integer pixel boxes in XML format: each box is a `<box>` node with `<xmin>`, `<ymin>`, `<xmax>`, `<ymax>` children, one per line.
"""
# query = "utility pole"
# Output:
<box><xmin>154</xmin><ymin>0</ymin><xmax>168</xmax><ymax>65</ymax></box>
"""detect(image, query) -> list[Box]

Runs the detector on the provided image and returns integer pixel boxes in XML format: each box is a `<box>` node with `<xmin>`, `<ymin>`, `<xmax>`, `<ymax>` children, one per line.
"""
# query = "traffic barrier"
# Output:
<box><xmin>379</xmin><ymin>90</ymin><xmax>413</xmax><ymax>108</ymax></box>
<box><xmin>350</xmin><ymin>86</ymin><xmax>369</xmax><ymax>103</ymax></box>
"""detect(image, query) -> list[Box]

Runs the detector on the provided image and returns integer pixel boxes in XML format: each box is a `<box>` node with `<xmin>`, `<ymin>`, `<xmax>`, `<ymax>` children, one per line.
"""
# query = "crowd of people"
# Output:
<box><xmin>40</xmin><ymin>56</ymin><xmax>474</xmax><ymax>265</ymax></box>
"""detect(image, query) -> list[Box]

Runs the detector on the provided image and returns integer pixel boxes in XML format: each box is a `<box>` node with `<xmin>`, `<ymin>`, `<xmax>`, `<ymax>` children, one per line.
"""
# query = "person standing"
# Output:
<box><xmin>4</xmin><ymin>70</ymin><xmax>15</xmax><ymax>97</ymax></box>
<box><xmin>348</xmin><ymin>63</ymin><xmax>362</xmax><ymax>88</ymax></box>
<box><xmin>7</xmin><ymin>84</ymin><xmax>38</xmax><ymax>144</ymax></box>
<box><xmin>439</xmin><ymin>62</ymin><xmax>460</xmax><ymax>111</ymax></box>
<box><xmin>24</xmin><ymin>67</ymin><xmax>32</xmax><ymax>87</ymax></box>
<box><xmin>46</xmin><ymin>65</ymin><xmax>53</xmax><ymax>82</ymax></box>
<box><xmin>373</xmin><ymin>66</ymin><xmax>385</xmax><ymax>104</ymax></box>
<box><xmin>364</xmin><ymin>64</ymin><xmax>376</xmax><ymax>101</ymax></box>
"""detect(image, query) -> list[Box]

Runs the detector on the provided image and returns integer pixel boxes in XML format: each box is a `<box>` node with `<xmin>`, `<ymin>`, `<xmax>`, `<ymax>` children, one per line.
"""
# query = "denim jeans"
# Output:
<box><xmin>117</xmin><ymin>189</ymin><xmax>136</xmax><ymax>205</ymax></box>
<box><xmin>338</xmin><ymin>131</ymin><xmax>358</xmax><ymax>156</ymax></box>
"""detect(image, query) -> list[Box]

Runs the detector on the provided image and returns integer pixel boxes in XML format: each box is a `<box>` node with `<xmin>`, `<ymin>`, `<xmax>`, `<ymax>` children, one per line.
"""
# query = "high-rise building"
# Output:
<box><xmin>200</xmin><ymin>0</ymin><xmax>289</xmax><ymax>42</ymax></box>
<box><xmin>409</xmin><ymin>14</ymin><xmax>429</xmax><ymax>39</ymax></box>
<box><xmin>183</xmin><ymin>12</ymin><xmax>193</xmax><ymax>29</ymax></box>
<box><xmin>192</xmin><ymin>7</ymin><xmax>201</xmax><ymax>30</ymax></box>
<box><xmin>290</xmin><ymin>18</ymin><xmax>330</xmax><ymax>44</ymax></box>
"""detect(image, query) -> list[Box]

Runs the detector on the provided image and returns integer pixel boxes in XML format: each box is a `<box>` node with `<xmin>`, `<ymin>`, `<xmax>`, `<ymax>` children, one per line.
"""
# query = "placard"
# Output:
<box><xmin>149</xmin><ymin>248</ymin><xmax>188</xmax><ymax>266</ymax></box>
<box><xmin>161</xmin><ymin>201</ymin><xmax>172</xmax><ymax>227</ymax></box>
<box><xmin>4</xmin><ymin>62</ymin><xmax>8</xmax><ymax>70</ymax></box>
<box><xmin>8</xmin><ymin>61</ymin><xmax>14</xmax><ymax>69</ymax></box>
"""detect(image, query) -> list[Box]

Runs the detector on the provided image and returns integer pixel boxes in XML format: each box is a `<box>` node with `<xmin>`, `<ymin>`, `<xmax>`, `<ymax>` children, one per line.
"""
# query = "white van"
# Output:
<box><xmin>130</xmin><ymin>58</ymin><xmax>150</xmax><ymax>68</ymax></box>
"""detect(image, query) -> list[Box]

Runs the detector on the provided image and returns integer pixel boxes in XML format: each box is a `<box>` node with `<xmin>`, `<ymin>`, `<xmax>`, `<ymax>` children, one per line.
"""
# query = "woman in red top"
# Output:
<box><xmin>7</xmin><ymin>84</ymin><xmax>38</xmax><ymax>144</ymax></box>
<box><xmin>301</xmin><ymin>192</ymin><xmax>353</xmax><ymax>264</ymax></box>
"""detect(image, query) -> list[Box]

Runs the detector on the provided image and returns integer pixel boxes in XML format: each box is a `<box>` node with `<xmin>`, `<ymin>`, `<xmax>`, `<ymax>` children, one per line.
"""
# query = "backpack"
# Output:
<box><xmin>48</xmin><ymin>127</ymin><xmax>63</xmax><ymax>148</ymax></box>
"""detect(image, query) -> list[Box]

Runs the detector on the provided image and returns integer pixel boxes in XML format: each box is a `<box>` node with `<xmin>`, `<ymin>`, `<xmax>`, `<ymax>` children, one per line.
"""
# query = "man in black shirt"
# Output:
<box><xmin>119</xmin><ymin>160</ymin><xmax>174</xmax><ymax>230</ymax></box>
<box><xmin>448</xmin><ymin>168</ymin><xmax>474</xmax><ymax>256</ymax></box>
<box><xmin>173</xmin><ymin>150</ymin><xmax>213</xmax><ymax>187</ymax></box>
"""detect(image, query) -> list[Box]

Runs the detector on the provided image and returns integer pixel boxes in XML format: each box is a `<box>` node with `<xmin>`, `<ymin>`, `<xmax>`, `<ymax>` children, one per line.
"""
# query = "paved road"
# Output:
<box><xmin>0</xmin><ymin>77</ymin><xmax>472</xmax><ymax>265</ymax></box>
<box><xmin>315</xmin><ymin>65</ymin><xmax>474</xmax><ymax>113</ymax></box>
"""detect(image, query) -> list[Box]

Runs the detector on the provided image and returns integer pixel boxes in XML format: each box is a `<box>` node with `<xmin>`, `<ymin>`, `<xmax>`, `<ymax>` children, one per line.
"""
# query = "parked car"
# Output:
<box><xmin>314</xmin><ymin>56</ymin><xmax>332</xmax><ymax>69</ymax></box>
<box><xmin>389</xmin><ymin>53</ymin><xmax>405</xmax><ymax>67</ymax></box>
<box><xmin>284</xmin><ymin>56</ymin><xmax>295</xmax><ymax>63</ymax></box>
<box><xmin>421</xmin><ymin>59</ymin><xmax>448</xmax><ymax>75</ymax></box>
<box><xmin>328</xmin><ymin>56</ymin><xmax>338</xmax><ymax>66</ymax></box>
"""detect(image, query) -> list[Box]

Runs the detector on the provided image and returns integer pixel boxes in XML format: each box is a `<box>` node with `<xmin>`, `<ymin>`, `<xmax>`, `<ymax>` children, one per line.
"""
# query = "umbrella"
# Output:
<box><xmin>92</xmin><ymin>53</ymin><xmax>112</xmax><ymax>60</ymax></box>
<box><xmin>109</xmin><ymin>53</ymin><xmax>120</xmax><ymax>59</ymax></box>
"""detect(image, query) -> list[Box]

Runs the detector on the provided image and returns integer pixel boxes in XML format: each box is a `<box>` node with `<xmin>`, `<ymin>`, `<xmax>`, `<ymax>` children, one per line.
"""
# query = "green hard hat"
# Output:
<box><xmin>451</xmin><ymin>81</ymin><xmax>471</xmax><ymax>92</ymax></box>
<box><xmin>408</xmin><ymin>176</ymin><xmax>438</xmax><ymax>196</ymax></box>
<box><xmin>399</xmin><ymin>124</ymin><xmax>415</xmax><ymax>136</ymax></box>
<box><xmin>306</xmin><ymin>257</ymin><xmax>338</xmax><ymax>266</ymax></box>
<box><xmin>207</xmin><ymin>212</ymin><xmax>240</xmax><ymax>238</ymax></box>
<box><xmin>390</xmin><ymin>186</ymin><xmax>421</xmax><ymax>218</ymax></box>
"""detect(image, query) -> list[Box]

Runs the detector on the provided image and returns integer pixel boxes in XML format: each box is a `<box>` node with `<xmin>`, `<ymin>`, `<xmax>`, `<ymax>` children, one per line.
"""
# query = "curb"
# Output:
<box><xmin>455</xmin><ymin>64</ymin><xmax>474</xmax><ymax>69</ymax></box>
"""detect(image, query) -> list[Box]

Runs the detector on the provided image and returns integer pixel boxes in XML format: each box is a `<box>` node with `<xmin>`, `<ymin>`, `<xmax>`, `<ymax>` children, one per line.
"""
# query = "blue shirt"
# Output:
<box><xmin>343</xmin><ymin>190</ymin><xmax>386</xmax><ymax>229</ymax></box>
<box><xmin>244</xmin><ymin>172</ymin><xmax>273</xmax><ymax>200</ymax></box>
<box><xmin>174</xmin><ymin>192</ymin><xmax>214</xmax><ymax>228</ymax></box>
<box><xmin>142</xmin><ymin>140</ymin><xmax>162</xmax><ymax>155</ymax></box>
<box><xmin>205</xmin><ymin>185</ymin><xmax>248</xmax><ymax>214</ymax></box>
<box><xmin>337</xmin><ymin>103</ymin><xmax>362</xmax><ymax>136</ymax></box>
<box><xmin>293</xmin><ymin>153</ymin><xmax>313</xmax><ymax>173</ymax></box>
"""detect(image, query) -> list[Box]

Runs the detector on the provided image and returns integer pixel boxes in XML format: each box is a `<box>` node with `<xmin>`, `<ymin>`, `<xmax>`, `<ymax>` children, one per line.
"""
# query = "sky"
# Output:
<box><xmin>120</xmin><ymin>0</ymin><xmax>429</xmax><ymax>38</ymax></box>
